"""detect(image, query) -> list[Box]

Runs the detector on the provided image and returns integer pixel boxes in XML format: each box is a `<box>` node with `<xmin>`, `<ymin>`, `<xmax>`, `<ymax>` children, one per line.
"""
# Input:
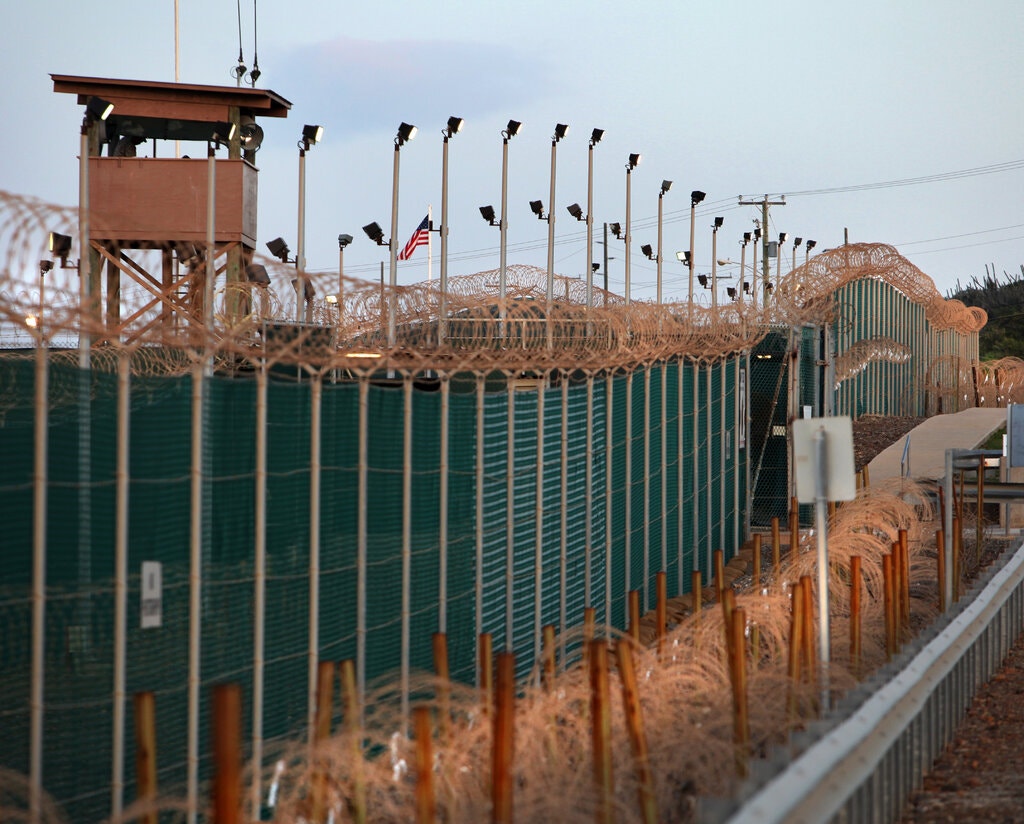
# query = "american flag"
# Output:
<box><xmin>397</xmin><ymin>214</ymin><xmax>430</xmax><ymax>260</ymax></box>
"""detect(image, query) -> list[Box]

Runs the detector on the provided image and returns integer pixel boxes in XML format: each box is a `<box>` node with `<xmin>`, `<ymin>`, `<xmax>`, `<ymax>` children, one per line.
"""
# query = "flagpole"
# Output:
<box><xmin>427</xmin><ymin>204</ymin><xmax>433</xmax><ymax>285</ymax></box>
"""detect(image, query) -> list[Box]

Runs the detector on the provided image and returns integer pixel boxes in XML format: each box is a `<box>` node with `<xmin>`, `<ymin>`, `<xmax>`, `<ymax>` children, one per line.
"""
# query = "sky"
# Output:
<box><xmin>5</xmin><ymin>0</ymin><xmax>1024</xmax><ymax>304</ymax></box>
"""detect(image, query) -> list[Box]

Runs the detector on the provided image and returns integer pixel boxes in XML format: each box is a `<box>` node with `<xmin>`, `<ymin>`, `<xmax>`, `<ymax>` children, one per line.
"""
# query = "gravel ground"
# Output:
<box><xmin>852</xmin><ymin>415</ymin><xmax>927</xmax><ymax>469</ymax></box>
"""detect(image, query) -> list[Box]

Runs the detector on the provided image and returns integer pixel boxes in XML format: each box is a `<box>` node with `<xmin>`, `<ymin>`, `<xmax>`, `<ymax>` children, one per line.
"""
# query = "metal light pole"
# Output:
<box><xmin>739</xmin><ymin>233</ymin><xmax>750</xmax><ymax>308</ymax></box>
<box><xmin>624</xmin><ymin>153</ymin><xmax>640</xmax><ymax>305</ymax></box>
<box><xmin>499</xmin><ymin>119</ymin><xmax>522</xmax><ymax>317</ymax></box>
<box><xmin>586</xmin><ymin>129</ymin><xmax>603</xmax><ymax>308</ymax></box>
<box><xmin>439</xmin><ymin>116</ymin><xmax>463</xmax><ymax>344</ymax></box>
<box><xmin>792</xmin><ymin>236</ymin><xmax>802</xmax><ymax>272</ymax></box>
<box><xmin>775</xmin><ymin>232</ymin><xmax>787</xmax><ymax>294</ymax></box>
<box><xmin>751</xmin><ymin>228</ymin><xmax>760</xmax><ymax>310</ymax></box>
<box><xmin>389</xmin><ymin>122</ymin><xmax>417</xmax><ymax>347</ymax></box>
<box><xmin>711</xmin><ymin>217</ymin><xmax>723</xmax><ymax>311</ymax></box>
<box><xmin>688</xmin><ymin>190</ymin><xmax>706</xmax><ymax>315</ymax></box>
<box><xmin>546</xmin><ymin>124</ymin><xmax>568</xmax><ymax>306</ymax></box>
<box><xmin>296</xmin><ymin>125</ymin><xmax>323</xmax><ymax>323</ymax></box>
<box><xmin>657</xmin><ymin>180</ymin><xmax>671</xmax><ymax>304</ymax></box>
<box><xmin>337</xmin><ymin>233</ymin><xmax>351</xmax><ymax>334</ymax></box>
<box><xmin>805</xmin><ymin>239</ymin><xmax>817</xmax><ymax>264</ymax></box>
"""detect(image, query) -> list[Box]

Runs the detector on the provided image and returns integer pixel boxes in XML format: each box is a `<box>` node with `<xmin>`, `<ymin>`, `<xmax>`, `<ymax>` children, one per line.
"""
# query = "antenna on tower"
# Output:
<box><xmin>231</xmin><ymin>0</ymin><xmax>247</xmax><ymax>85</ymax></box>
<box><xmin>248</xmin><ymin>0</ymin><xmax>261</xmax><ymax>85</ymax></box>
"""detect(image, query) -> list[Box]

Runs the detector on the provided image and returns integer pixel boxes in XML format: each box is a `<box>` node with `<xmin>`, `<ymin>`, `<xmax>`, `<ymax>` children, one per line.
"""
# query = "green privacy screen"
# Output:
<box><xmin>0</xmin><ymin>353</ymin><xmax>746</xmax><ymax>822</ymax></box>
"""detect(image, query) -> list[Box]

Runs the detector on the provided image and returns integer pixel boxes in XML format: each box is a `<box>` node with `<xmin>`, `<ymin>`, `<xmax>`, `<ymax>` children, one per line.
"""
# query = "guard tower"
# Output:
<box><xmin>52</xmin><ymin>74</ymin><xmax>291</xmax><ymax>342</ymax></box>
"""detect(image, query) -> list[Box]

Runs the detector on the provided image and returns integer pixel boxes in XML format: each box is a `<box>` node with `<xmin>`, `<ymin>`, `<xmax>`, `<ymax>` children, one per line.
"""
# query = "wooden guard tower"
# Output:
<box><xmin>52</xmin><ymin>74</ymin><xmax>291</xmax><ymax>341</ymax></box>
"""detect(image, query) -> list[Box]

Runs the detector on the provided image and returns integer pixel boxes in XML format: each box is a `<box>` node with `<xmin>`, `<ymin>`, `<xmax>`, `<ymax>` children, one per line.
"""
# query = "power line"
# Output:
<box><xmin>782</xmin><ymin>159</ymin><xmax>1024</xmax><ymax>197</ymax></box>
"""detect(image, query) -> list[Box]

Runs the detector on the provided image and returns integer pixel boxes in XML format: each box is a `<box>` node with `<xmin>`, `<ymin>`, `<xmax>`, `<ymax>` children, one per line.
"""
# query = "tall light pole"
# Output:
<box><xmin>498</xmin><ymin>119</ymin><xmax>522</xmax><ymax>317</ymax></box>
<box><xmin>792</xmin><ymin>236</ymin><xmax>802</xmax><ymax>272</ymax></box>
<box><xmin>657</xmin><ymin>180</ymin><xmax>671</xmax><ymax>304</ymax></box>
<box><xmin>805</xmin><ymin>239</ymin><xmax>817</xmax><ymax>264</ymax></box>
<box><xmin>711</xmin><ymin>217</ymin><xmax>724</xmax><ymax>311</ymax></box>
<box><xmin>585</xmin><ymin>130</ymin><xmax>603</xmax><ymax>307</ymax></box>
<box><xmin>624</xmin><ymin>153</ymin><xmax>640</xmax><ymax>305</ymax></box>
<box><xmin>439</xmin><ymin>116</ymin><xmax>463</xmax><ymax>345</ymax></box>
<box><xmin>296</xmin><ymin>124</ymin><xmax>323</xmax><ymax>322</ymax></box>
<box><xmin>739</xmin><ymin>232</ymin><xmax>751</xmax><ymax>308</ymax></box>
<box><xmin>775</xmin><ymin>232</ymin><xmax>787</xmax><ymax>294</ymax></box>
<box><xmin>688</xmin><ymin>190</ymin><xmax>706</xmax><ymax>314</ymax></box>
<box><xmin>545</xmin><ymin>124</ymin><xmax>568</xmax><ymax>306</ymax></box>
<box><xmin>751</xmin><ymin>226</ymin><xmax>761</xmax><ymax>309</ymax></box>
<box><xmin>337</xmin><ymin>233</ymin><xmax>352</xmax><ymax>334</ymax></box>
<box><xmin>388</xmin><ymin>122</ymin><xmax>417</xmax><ymax>347</ymax></box>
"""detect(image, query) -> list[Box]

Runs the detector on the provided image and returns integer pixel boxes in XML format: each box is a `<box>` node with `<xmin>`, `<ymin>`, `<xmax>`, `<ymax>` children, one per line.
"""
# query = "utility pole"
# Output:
<box><xmin>738</xmin><ymin>194</ymin><xmax>785</xmax><ymax>304</ymax></box>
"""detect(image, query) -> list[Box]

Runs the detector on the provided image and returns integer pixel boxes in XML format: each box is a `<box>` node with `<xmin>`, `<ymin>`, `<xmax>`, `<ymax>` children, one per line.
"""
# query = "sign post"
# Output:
<box><xmin>793</xmin><ymin>416</ymin><xmax>855</xmax><ymax>712</ymax></box>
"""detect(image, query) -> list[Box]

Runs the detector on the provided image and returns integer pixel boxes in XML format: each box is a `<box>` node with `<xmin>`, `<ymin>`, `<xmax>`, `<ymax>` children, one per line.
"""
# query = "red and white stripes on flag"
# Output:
<box><xmin>397</xmin><ymin>214</ymin><xmax>430</xmax><ymax>260</ymax></box>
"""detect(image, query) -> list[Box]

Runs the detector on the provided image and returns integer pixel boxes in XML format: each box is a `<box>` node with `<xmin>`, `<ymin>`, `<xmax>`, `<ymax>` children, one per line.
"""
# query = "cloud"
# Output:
<box><xmin>266</xmin><ymin>36</ymin><xmax>555</xmax><ymax>135</ymax></box>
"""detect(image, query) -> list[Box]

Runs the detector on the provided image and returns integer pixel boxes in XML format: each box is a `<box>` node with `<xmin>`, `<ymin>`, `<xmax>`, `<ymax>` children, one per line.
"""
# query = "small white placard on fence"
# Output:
<box><xmin>793</xmin><ymin>416</ymin><xmax>856</xmax><ymax>504</ymax></box>
<box><xmin>141</xmin><ymin>561</ymin><xmax>162</xmax><ymax>629</ymax></box>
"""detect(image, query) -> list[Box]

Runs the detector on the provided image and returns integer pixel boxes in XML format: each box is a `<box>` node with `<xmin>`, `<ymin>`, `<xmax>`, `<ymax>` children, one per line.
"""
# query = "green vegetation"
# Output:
<box><xmin>948</xmin><ymin>265</ymin><xmax>1024</xmax><ymax>359</ymax></box>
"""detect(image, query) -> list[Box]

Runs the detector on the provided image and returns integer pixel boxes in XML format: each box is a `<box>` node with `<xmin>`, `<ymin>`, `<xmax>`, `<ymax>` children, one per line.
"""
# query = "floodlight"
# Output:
<box><xmin>325</xmin><ymin>293</ymin><xmax>338</xmax><ymax>305</ymax></box>
<box><xmin>610</xmin><ymin>222</ymin><xmax>622</xmax><ymax>239</ymax></box>
<box><xmin>302</xmin><ymin>124</ymin><xmax>324</xmax><ymax>145</ymax></box>
<box><xmin>245</xmin><ymin>263</ymin><xmax>271</xmax><ymax>285</ymax></box>
<box><xmin>590</xmin><ymin>128</ymin><xmax>604</xmax><ymax>145</ymax></box>
<box><xmin>567</xmin><ymin>203</ymin><xmax>584</xmax><ymax>221</ymax></box>
<box><xmin>641</xmin><ymin>243</ymin><xmax>654</xmax><ymax>259</ymax></box>
<box><xmin>362</xmin><ymin>222</ymin><xmax>388</xmax><ymax>245</ymax></box>
<box><xmin>743</xmin><ymin>232</ymin><xmax>752</xmax><ymax>243</ymax></box>
<box><xmin>779</xmin><ymin>232</ymin><xmax>787</xmax><ymax>243</ymax></box>
<box><xmin>676</xmin><ymin>250</ymin><xmax>687</xmax><ymax>263</ymax></box>
<box><xmin>85</xmin><ymin>96</ymin><xmax>114</xmax><ymax>123</ymax></box>
<box><xmin>794</xmin><ymin>237</ymin><xmax>803</xmax><ymax>248</ymax></box>
<box><xmin>690</xmin><ymin>190</ymin><xmax>706</xmax><ymax>206</ymax></box>
<box><xmin>553</xmin><ymin>123</ymin><xmax>569</xmax><ymax>141</ymax></box>
<box><xmin>266</xmin><ymin>237</ymin><xmax>291</xmax><ymax>262</ymax></box>
<box><xmin>212</xmin><ymin>121</ymin><xmax>236</xmax><ymax>144</ymax></box>
<box><xmin>713</xmin><ymin>216</ymin><xmax>724</xmax><ymax>229</ymax></box>
<box><xmin>592</xmin><ymin>263</ymin><xmax>600</xmax><ymax>272</ymax></box>
<box><xmin>727</xmin><ymin>287</ymin><xmax>737</xmax><ymax>299</ymax></box>
<box><xmin>396</xmin><ymin>122</ymin><xmax>418</xmax><ymax>145</ymax></box>
<box><xmin>48</xmin><ymin>231</ymin><xmax>72</xmax><ymax>265</ymax></box>
<box><xmin>753</xmin><ymin>227</ymin><xmax>761</xmax><ymax>239</ymax></box>
<box><xmin>698</xmin><ymin>274</ymin><xmax>708</xmax><ymax>287</ymax></box>
<box><xmin>806</xmin><ymin>239</ymin><xmax>817</xmax><ymax>251</ymax></box>
<box><xmin>505</xmin><ymin>119</ymin><xmax>522</xmax><ymax>137</ymax></box>
<box><xmin>446</xmin><ymin>116</ymin><xmax>464</xmax><ymax>136</ymax></box>
<box><xmin>338</xmin><ymin>233</ymin><xmax>353</xmax><ymax>249</ymax></box>
<box><xmin>661</xmin><ymin>180</ymin><xmax>673</xmax><ymax>194</ymax></box>
<box><xmin>291</xmin><ymin>278</ymin><xmax>316</xmax><ymax>302</ymax></box>
<box><xmin>39</xmin><ymin>260</ymin><xmax>53</xmax><ymax>274</ymax></box>
<box><xmin>479</xmin><ymin>205</ymin><xmax>498</xmax><ymax>225</ymax></box>
<box><xmin>627</xmin><ymin>153</ymin><xmax>641</xmax><ymax>169</ymax></box>
<box><xmin>239</xmin><ymin>122</ymin><xmax>264</xmax><ymax>152</ymax></box>
<box><xmin>530</xmin><ymin>199</ymin><xmax>545</xmax><ymax>218</ymax></box>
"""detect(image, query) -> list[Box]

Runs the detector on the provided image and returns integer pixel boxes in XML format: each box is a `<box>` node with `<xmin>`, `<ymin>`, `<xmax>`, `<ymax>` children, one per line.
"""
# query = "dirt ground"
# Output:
<box><xmin>852</xmin><ymin>415</ymin><xmax>927</xmax><ymax>469</ymax></box>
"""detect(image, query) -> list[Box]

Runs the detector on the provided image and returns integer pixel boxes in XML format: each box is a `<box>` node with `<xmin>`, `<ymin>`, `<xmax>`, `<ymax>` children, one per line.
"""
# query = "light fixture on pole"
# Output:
<box><xmin>337</xmin><ymin>233</ymin><xmax>352</xmax><ymax>331</ymax></box>
<box><xmin>739</xmin><ymin>232</ymin><xmax>751</xmax><ymax>306</ymax></box>
<box><xmin>711</xmin><ymin>216</ymin><xmax>724</xmax><ymax>311</ymax></box>
<box><xmin>498</xmin><ymin>119</ymin><xmax>522</xmax><ymax>323</ymax></box>
<box><xmin>296</xmin><ymin>124</ymin><xmax>323</xmax><ymax>322</ymax></box>
<box><xmin>656</xmin><ymin>179</ymin><xmax>671</xmax><ymax>304</ymax></box>
<box><xmin>544</xmin><ymin>123</ymin><xmax>568</xmax><ymax>307</ymax></box>
<box><xmin>792</xmin><ymin>236</ymin><xmax>802</xmax><ymax>271</ymax></box>
<box><xmin>439</xmin><ymin>116</ymin><xmax>463</xmax><ymax>344</ymax></box>
<box><xmin>624</xmin><ymin>153</ymin><xmax>640</xmax><ymax>305</ymax></box>
<box><xmin>805</xmin><ymin>239</ymin><xmax>817</xmax><ymax>264</ymax></box>
<box><xmin>775</xmin><ymin>232</ymin><xmax>787</xmax><ymax>296</ymax></box>
<box><xmin>688</xmin><ymin>190</ymin><xmax>706</xmax><ymax>314</ymax></box>
<box><xmin>388</xmin><ymin>122</ymin><xmax>417</xmax><ymax>347</ymax></box>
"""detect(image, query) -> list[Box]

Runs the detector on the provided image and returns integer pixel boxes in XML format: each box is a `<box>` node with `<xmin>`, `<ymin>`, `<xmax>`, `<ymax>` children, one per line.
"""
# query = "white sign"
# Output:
<box><xmin>793</xmin><ymin>416</ymin><xmax>856</xmax><ymax>504</ymax></box>
<box><xmin>141</xmin><ymin>561</ymin><xmax>162</xmax><ymax>629</ymax></box>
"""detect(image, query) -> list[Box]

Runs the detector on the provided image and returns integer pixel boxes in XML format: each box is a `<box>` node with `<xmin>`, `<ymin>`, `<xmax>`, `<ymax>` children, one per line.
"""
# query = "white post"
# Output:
<box><xmin>605</xmin><ymin>376</ymin><xmax>614</xmax><ymax>625</ymax></box>
<box><xmin>111</xmin><ymin>351</ymin><xmax>130</xmax><ymax>820</ymax></box>
<box><xmin>506</xmin><ymin>380</ymin><xmax>515</xmax><ymax>646</ymax></box>
<box><xmin>307</xmin><ymin>376</ymin><xmax>322</xmax><ymax>744</ymax></box>
<box><xmin>535</xmin><ymin>383</ymin><xmax>545</xmax><ymax>658</ymax></box>
<box><xmin>643</xmin><ymin>369</ymin><xmax>651</xmax><ymax>611</ymax></box>
<box><xmin>356</xmin><ymin>377</ymin><xmax>369</xmax><ymax>713</ymax></box>
<box><xmin>660</xmin><ymin>365</ymin><xmax>668</xmax><ymax>578</ymax></box>
<box><xmin>186</xmin><ymin>362</ymin><xmax>204</xmax><ymax>824</ymax></box>
<box><xmin>401</xmin><ymin>377</ymin><xmax>412</xmax><ymax>725</ymax></box>
<box><xmin>29</xmin><ymin>317</ymin><xmax>49</xmax><ymax>824</ymax></box>
<box><xmin>678</xmin><ymin>360</ymin><xmax>685</xmax><ymax>594</ymax></box>
<box><xmin>720</xmin><ymin>362</ymin><xmax>727</xmax><ymax>553</ymax></box>
<box><xmin>475</xmin><ymin>375</ymin><xmax>485</xmax><ymax>666</ymax></box>
<box><xmin>584</xmin><ymin>375</ymin><xmax>594</xmax><ymax>606</ymax></box>
<box><xmin>692</xmin><ymin>362</ymin><xmax>701</xmax><ymax>578</ymax></box>
<box><xmin>439</xmin><ymin>376</ymin><xmax>449</xmax><ymax>632</ymax></box>
<box><xmin>560</xmin><ymin>378</ymin><xmax>569</xmax><ymax>652</ymax></box>
<box><xmin>625</xmin><ymin>372</ymin><xmax>633</xmax><ymax>598</ymax></box>
<box><xmin>251</xmin><ymin>365</ymin><xmax>267</xmax><ymax>819</ymax></box>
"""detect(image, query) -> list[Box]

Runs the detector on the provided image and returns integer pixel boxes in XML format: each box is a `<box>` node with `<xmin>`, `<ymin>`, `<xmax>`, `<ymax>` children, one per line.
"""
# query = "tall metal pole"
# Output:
<box><xmin>656</xmin><ymin>187</ymin><xmax>665</xmax><ymax>304</ymax></box>
<box><xmin>586</xmin><ymin>130</ymin><xmax>601</xmax><ymax>308</ymax></box>
<box><xmin>296</xmin><ymin>146</ymin><xmax>306</xmax><ymax>322</ymax></box>
<box><xmin>711</xmin><ymin>221</ymin><xmax>721</xmax><ymax>312</ymax></box>
<box><xmin>546</xmin><ymin>128</ymin><xmax>562</xmax><ymax>305</ymax></box>
<box><xmin>624</xmin><ymin>162</ymin><xmax>633</xmax><ymax>305</ymax></box>
<box><xmin>307</xmin><ymin>377</ymin><xmax>322</xmax><ymax>744</ymax></box>
<box><xmin>499</xmin><ymin>123</ymin><xmax>519</xmax><ymax>317</ymax></box>
<box><xmin>602</xmin><ymin>223</ymin><xmax>610</xmax><ymax>297</ymax></box>
<box><xmin>440</xmin><ymin>117</ymin><xmax>460</xmax><ymax>343</ymax></box>
<box><xmin>388</xmin><ymin>140</ymin><xmax>401</xmax><ymax>347</ymax></box>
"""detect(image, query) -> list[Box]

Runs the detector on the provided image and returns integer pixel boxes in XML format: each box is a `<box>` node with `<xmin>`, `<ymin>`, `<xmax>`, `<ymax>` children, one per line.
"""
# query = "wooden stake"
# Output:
<box><xmin>628</xmin><ymin>589</ymin><xmax>641</xmax><ymax>643</ymax></box>
<box><xmin>133</xmin><ymin>691</ymin><xmax>158</xmax><ymax>824</ymax></box>
<box><xmin>891</xmin><ymin>542</ymin><xmax>902</xmax><ymax>640</ymax></box>
<box><xmin>589</xmin><ymin>640</ymin><xmax>613</xmax><ymax>824</ymax></box>
<box><xmin>936</xmin><ymin>529</ymin><xmax>946</xmax><ymax>612</ymax></box>
<box><xmin>542</xmin><ymin>624</ymin><xmax>557</xmax><ymax>690</ymax></box>
<box><xmin>212</xmin><ymin>684</ymin><xmax>241</xmax><ymax>824</ymax></box>
<box><xmin>800</xmin><ymin>577</ymin><xmax>816</xmax><ymax>690</ymax></box>
<box><xmin>433</xmin><ymin>633</ymin><xmax>451</xmax><ymax>746</ymax></box>
<box><xmin>691</xmin><ymin>569</ymin><xmax>702</xmax><ymax>614</ymax></box>
<box><xmin>789</xmin><ymin>497</ymin><xmax>800</xmax><ymax>552</ymax></box>
<box><xmin>479</xmin><ymin>633</ymin><xmax>493</xmax><ymax>717</ymax></box>
<box><xmin>729</xmin><ymin>607</ymin><xmax>750</xmax><ymax>777</ymax></box>
<box><xmin>786</xmin><ymin>584</ymin><xmax>804</xmax><ymax>723</ymax></box>
<box><xmin>414</xmin><ymin>706</ymin><xmax>435</xmax><ymax>824</ymax></box>
<box><xmin>977</xmin><ymin>457</ymin><xmax>985</xmax><ymax>554</ymax></box>
<box><xmin>849</xmin><ymin>557</ymin><xmax>862</xmax><ymax>679</ymax></box>
<box><xmin>898</xmin><ymin>530</ymin><xmax>911</xmax><ymax>635</ymax></box>
<box><xmin>882</xmin><ymin>553</ymin><xmax>895</xmax><ymax>658</ymax></box>
<box><xmin>771</xmin><ymin>517</ymin><xmax>781</xmax><ymax>570</ymax></box>
<box><xmin>615</xmin><ymin>641</ymin><xmax>658</xmax><ymax>824</ymax></box>
<box><xmin>491</xmin><ymin>652</ymin><xmax>516</xmax><ymax>824</ymax></box>
<box><xmin>655</xmin><ymin>571</ymin><xmax>667</xmax><ymax>656</ymax></box>
<box><xmin>582</xmin><ymin>607</ymin><xmax>595</xmax><ymax>675</ymax></box>
<box><xmin>340</xmin><ymin>660</ymin><xmax>366</xmax><ymax>824</ymax></box>
<box><xmin>752</xmin><ymin>533</ymin><xmax>762</xmax><ymax>586</ymax></box>
<box><xmin>952</xmin><ymin>517</ymin><xmax>962</xmax><ymax>602</ymax></box>
<box><xmin>861</xmin><ymin>464</ymin><xmax>870</xmax><ymax>488</ymax></box>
